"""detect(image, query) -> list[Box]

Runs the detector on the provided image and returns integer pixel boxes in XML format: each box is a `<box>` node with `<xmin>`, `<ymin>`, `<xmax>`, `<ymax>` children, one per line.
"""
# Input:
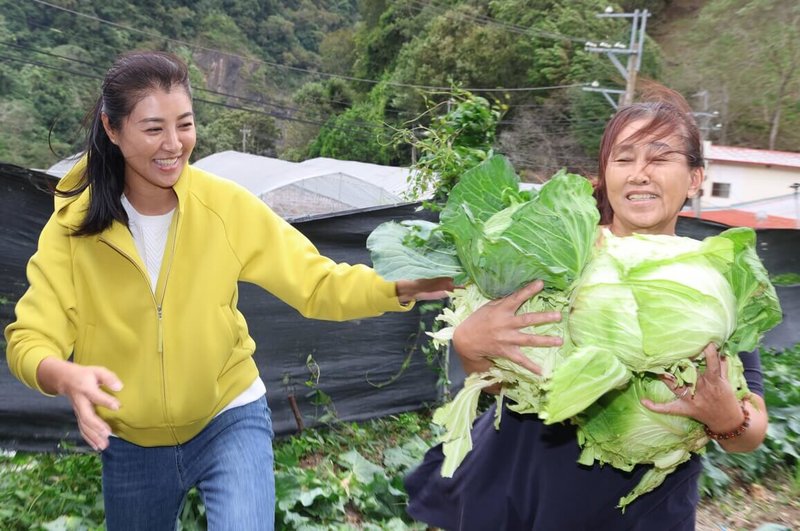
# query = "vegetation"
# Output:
<box><xmin>1</xmin><ymin>343</ymin><xmax>797</xmax><ymax>530</ymax></box>
<box><xmin>659</xmin><ymin>0</ymin><xmax>800</xmax><ymax>151</ymax></box>
<box><xmin>772</xmin><ymin>273</ymin><xmax>800</xmax><ymax>286</ymax></box>
<box><xmin>0</xmin><ymin>2</ymin><xmax>797</xmax><ymax>529</ymax></box>
<box><xmin>1</xmin><ymin>1</ymin><xmax>796</xmax><ymax>175</ymax></box>
<box><xmin>395</xmin><ymin>89</ymin><xmax>505</xmax><ymax>203</ymax></box>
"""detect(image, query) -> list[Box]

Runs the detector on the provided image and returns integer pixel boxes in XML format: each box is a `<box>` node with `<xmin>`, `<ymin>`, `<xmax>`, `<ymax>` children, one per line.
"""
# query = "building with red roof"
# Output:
<box><xmin>686</xmin><ymin>144</ymin><xmax>800</xmax><ymax>229</ymax></box>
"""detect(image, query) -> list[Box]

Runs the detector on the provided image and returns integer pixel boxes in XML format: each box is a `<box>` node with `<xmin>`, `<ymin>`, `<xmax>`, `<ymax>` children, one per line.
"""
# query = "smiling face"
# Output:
<box><xmin>102</xmin><ymin>86</ymin><xmax>195</xmax><ymax>213</ymax></box>
<box><xmin>605</xmin><ymin>119</ymin><xmax>703</xmax><ymax>237</ymax></box>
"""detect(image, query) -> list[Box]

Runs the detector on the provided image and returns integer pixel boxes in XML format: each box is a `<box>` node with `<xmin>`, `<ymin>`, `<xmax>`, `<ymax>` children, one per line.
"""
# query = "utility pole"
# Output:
<box><xmin>583</xmin><ymin>7</ymin><xmax>649</xmax><ymax>109</ymax></box>
<box><xmin>691</xmin><ymin>91</ymin><xmax>721</xmax><ymax>218</ymax></box>
<box><xmin>693</xmin><ymin>90</ymin><xmax>720</xmax><ymax>141</ymax></box>
<box><xmin>240</xmin><ymin>126</ymin><xmax>251</xmax><ymax>153</ymax></box>
<box><xmin>791</xmin><ymin>182</ymin><xmax>800</xmax><ymax>229</ymax></box>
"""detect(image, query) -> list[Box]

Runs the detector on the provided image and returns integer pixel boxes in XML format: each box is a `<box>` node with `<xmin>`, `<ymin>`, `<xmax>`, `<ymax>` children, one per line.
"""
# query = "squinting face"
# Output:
<box><xmin>605</xmin><ymin>119</ymin><xmax>703</xmax><ymax>237</ymax></box>
<box><xmin>103</xmin><ymin>87</ymin><xmax>196</xmax><ymax>204</ymax></box>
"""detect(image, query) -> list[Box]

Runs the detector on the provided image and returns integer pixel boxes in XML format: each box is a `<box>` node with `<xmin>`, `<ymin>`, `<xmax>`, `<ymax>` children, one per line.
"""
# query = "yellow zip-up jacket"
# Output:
<box><xmin>5</xmin><ymin>158</ymin><xmax>410</xmax><ymax>446</ymax></box>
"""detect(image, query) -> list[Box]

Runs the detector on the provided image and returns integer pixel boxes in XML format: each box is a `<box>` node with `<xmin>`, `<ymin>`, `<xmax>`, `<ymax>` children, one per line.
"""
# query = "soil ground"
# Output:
<box><xmin>696</xmin><ymin>475</ymin><xmax>800</xmax><ymax>530</ymax></box>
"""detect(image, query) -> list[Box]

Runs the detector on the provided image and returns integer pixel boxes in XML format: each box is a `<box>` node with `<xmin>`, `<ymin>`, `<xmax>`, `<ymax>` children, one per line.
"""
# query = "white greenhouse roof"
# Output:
<box><xmin>192</xmin><ymin>151</ymin><xmax>424</xmax><ymax>219</ymax></box>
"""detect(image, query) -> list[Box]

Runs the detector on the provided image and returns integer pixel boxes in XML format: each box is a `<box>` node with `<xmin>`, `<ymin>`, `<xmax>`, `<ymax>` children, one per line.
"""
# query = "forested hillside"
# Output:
<box><xmin>0</xmin><ymin>0</ymin><xmax>797</xmax><ymax>175</ymax></box>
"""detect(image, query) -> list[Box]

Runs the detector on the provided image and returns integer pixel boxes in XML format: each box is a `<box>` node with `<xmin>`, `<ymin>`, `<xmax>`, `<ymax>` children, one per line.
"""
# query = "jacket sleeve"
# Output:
<box><xmin>223</xmin><ymin>187</ymin><xmax>412</xmax><ymax>321</ymax></box>
<box><xmin>5</xmin><ymin>216</ymin><xmax>78</xmax><ymax>394</ymax></box>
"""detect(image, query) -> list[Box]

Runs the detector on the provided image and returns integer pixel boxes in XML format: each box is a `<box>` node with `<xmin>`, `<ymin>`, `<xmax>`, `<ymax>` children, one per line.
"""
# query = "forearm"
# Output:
<box><xmin>716</xmin><ymin>394</ymin><xmax>768</xmax><ymax>453</ymax></box>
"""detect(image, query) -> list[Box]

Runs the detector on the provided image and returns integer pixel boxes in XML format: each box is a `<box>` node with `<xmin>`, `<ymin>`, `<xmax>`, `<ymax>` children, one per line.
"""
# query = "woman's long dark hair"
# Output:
<box><xmin>593</xmin><ymin>84</ymin><xmax>704</xmax><ymax>225</ymax></box>
<box><xmin>60</xmin><ymin>51</ymin><xmax>192</xmax><ymax>236</ymax></box>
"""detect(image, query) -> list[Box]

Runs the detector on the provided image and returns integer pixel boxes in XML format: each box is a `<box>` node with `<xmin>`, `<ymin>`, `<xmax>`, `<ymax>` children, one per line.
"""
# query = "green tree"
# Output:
<box><xmin>194</xmin><ymin>109</ymin><xmax>280</xmax><ymax>160</ymax></box>
<box><xmin>352</xmin><ymin>0</ymin><xmax>423</xmax><ymax>81</ymax></box>
<box><xmin>320</xmin><ymin>27</ymin><xmax>357</xmax><ymax>76</ymax></box>
<box><xmin>388</xmin><ymin>3</ymin><xmax>530</xmax><ymax>113</ymax></box>
<box><xmin>281</xmin><ymin>78</ymin><xmax>357</xmax><ymax>160</ymax></box>
<box><xmin>662</xmin><ymin>0</ymin><xmax>800</xmax><ymax>150</ymax></box>
<box><xmin>308</xmin><ymin>83</ymin><xmax>396</xmax><ymax>164</ymax></box>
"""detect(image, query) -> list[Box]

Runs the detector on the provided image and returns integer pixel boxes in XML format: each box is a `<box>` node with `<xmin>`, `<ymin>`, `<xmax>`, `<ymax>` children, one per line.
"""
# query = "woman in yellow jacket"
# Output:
<box><xmin>4</xmin><ymin>50</ymin><xmax>452</xmax><ymax>530</ymax></box>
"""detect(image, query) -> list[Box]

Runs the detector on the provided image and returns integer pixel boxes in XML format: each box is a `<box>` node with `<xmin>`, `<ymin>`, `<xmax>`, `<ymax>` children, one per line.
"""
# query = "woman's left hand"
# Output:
<box><xmin>642</xmin><ymin>344</ymin><xmax>741</xmax><ymax>428</ymax></box>
<box><xmin>395</xmin><ymin>277</ymin><xmax>456</xmax><ymax>303</ymax></box>
<box><xmin>642</xmin><ymin>343</ymin><xmax>768</xmax><ymax>452</ymax></box>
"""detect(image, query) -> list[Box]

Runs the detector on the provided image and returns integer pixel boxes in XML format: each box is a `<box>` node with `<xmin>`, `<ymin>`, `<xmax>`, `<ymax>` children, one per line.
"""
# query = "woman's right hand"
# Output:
<box><xmin>37</xmin><ymin>357</ymin><xmax>123</xmax><ymax>451</ymax></box>
<box><xmin>452</xmin><ymin>280</ymin><xmax>563</xmax><ymax>375</ymax></box>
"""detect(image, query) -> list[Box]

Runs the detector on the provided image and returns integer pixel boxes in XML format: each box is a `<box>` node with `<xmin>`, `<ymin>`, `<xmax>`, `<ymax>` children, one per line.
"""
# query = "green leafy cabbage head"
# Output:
<box><xmin>439</xmin><ymin>155</ymin><xmax>600</xmax><ymax>298</ymax></box>
<box><xmin>569</xmin><ymin>231</ymin><xmax>738</xmax><ymax>374</ymax></box>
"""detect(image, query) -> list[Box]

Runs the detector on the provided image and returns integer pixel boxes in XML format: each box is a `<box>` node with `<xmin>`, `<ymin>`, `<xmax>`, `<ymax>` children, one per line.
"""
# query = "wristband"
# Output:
<box><xmin>704</xmin><ymin>395</ymin><xmax>751</xmax><ymax>441</ymax></box>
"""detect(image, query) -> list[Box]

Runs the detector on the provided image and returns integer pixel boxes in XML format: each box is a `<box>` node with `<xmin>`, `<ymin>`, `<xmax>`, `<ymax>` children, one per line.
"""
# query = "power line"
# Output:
<box><xmin>0</xmin><ymin>43</ymin><xmax>389</xmax><ymax>131</ymax></box>
<box><xmin>0</xmin><ymin>53</ymin><xmax>395</xmax><ymax>144</ymax></box>
<box><xmin>406</xmin><ymin>0</ymin><xmax>588</xmax><ymax>43</ymax></box>
<box><xmin>0</xmin><ymin>39</ymin><xmax>341</xmax><ymax>119</ymax></box>
<box><xmin>0</xmin><ymin>41</ymin><xmax>104</xmax><ymax>71</ymax></box>
<box><xmin>0</xmin><ymin>52</ymin><xmax>99</xmax><ymax>79</ymax></box>
<box><xmin>29</xmin><ymin>0</ymin><xmax>586</xmax><ymax>94</ymax></box>
<box><xmin>0</xmin><ymin>48</ymin><xmax>605</xmax><ymax>141</ymax></box>
<box><xmin>3</xmin><ymin>7</ymin><xmax>607</xmax><ymax>157</ymax></box>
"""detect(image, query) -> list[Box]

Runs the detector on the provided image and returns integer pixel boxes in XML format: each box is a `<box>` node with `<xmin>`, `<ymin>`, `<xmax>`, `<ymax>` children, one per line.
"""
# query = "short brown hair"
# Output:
<box><xmin>594</xmin><ymin>85</ymin><xmax>703</xmax><ymax>225</ymax></box>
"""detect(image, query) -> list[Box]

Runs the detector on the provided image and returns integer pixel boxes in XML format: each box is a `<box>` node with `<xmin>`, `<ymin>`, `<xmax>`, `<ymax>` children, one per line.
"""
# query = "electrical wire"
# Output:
<box><xmin>405</xmin><ymin>0</ymin><xmax>589</xmax><ymax>43</ymax></box>
<box><xmin>29</xmin><ymin>0</ymin><xmax>588</xmax><ymax>94</ymax></box>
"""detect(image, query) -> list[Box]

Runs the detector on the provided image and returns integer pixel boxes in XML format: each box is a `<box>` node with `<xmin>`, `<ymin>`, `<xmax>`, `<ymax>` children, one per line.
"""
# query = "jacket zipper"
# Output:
<box><xmin>157</xmin><ymin>306</ymin><xmax>164</xmax><ymax>354</ymax></box>
<box><xmin>100</xmin><ymin>209</ymin><xmax>179</xmax><ymax>440</ymax></box>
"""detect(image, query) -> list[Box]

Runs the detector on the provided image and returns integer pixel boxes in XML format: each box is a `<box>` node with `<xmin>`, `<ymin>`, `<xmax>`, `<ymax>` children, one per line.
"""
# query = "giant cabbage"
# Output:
<box><xmin>367</xmin><ymin>154</ymin><xmax>782</xmax><ymax>509</ymax></box>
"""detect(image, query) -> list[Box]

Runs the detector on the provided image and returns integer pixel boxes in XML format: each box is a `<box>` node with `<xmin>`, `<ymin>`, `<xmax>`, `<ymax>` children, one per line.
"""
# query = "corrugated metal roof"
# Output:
<box><xmin>708</xmin><ymin>145</ymin><xmax>800</xmax><ymax>169</ymax></box>
<box><xmin>679</xmin><ymin>209</ymin><xmax>797</xmax><ymax>229</ymax></box>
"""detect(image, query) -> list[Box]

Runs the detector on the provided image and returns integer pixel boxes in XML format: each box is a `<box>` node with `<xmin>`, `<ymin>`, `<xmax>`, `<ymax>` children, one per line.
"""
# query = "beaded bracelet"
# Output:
<box><xmin>703</xmin><ymin>395</ymin><xmax>751</xmax><ymax>441</ymax></box>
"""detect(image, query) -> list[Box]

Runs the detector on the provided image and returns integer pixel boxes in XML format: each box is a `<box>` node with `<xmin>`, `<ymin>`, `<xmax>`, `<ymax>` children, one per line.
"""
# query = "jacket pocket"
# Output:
<box><xmin>74</xmin><ymin>323</ymin><xmax>96</xmax><ymax>364</ymax></box>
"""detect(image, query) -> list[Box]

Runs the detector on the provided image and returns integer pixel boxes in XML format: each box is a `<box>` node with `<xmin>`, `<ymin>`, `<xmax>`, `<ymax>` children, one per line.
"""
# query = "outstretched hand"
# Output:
<box><xmin>395</xmin><ymin>277</ymin><xmax>456</xmax><ymax>303</ymax></box>
<box><xmin>38</xmin><ymin>358</ymin><xmax>123</xmax><ymax>451</ymax></box>
<box><xmin>452</xmin><ymin>280</ymin><xmax>563</xmax><ymax>375</ymax></box>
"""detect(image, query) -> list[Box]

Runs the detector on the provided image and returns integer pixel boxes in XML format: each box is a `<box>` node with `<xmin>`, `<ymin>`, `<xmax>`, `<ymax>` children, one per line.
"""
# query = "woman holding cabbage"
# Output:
<box><xmin>403</xmin><ymin>87</ymin><xmax>770</xmax><ymax>530</ymax></box>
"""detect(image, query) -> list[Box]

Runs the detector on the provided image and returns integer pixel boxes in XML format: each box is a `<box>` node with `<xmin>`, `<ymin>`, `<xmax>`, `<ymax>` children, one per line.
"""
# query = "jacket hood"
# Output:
<box><xmin>54</xmin><ymin>155</ymin><xmax>89</xmax><ymax>229</ymax></box>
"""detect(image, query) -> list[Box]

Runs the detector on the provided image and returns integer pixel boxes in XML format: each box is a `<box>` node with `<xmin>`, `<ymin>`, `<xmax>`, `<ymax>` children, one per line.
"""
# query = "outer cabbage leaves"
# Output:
<box><xmin>367</xmin><ymin>154</ymin><xmax>600</xmax><ymax>299</ymax></box>
<box><xmin>715</xmin><ymin>228</ymin><xmax>783</xmax><ymax>355</ymax></box>
<box><xmin>439</xmin><ymin>157</ymin><xmax>599</xmax><ymax>298</ymax></box>
<box><xmin>366</xmin><ymin>220</ymin><xmax>466</xmax><ymax>283</ymax></box>
<box><xmin>573</xmin><ymin>374</ymin><xmax>708</xmax><ymax>510</ymax></box>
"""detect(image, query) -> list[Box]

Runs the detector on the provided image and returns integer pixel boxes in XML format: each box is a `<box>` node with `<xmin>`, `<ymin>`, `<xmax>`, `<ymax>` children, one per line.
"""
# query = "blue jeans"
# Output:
<box><xmin>101</xmin><ymin>396</ymin><xmax>275</xmax><ymax>530</ymax></box>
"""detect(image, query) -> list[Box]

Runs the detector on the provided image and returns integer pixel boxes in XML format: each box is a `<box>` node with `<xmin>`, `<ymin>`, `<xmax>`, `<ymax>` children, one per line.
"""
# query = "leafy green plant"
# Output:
<box><xmin>304</xmin><ymin>354</ymin><xmax>338</xmax><ymax>424</ymax></box>
<box><xmin>273</xmin><ymin>413</ymin><xmax>434</xmax><ymax>529</ymax></box>
<box><xmin>0</xmin><ymin>448</ymin><xmax>103</xmax><ymax>530</ymax></box>
<box><xmin>394</xmin><ymin>89</ymin><xmax>505</xmax><ymax>204</ymax></box>
<box><xmin>416</xmin><ymin>301</ymin><xmax>451</xmax><ymax>398</ymax></box>
<box><xmin>771</xmin><ymin>273</ymin><xmax>800</xmax><ymax>286</ymax></box>
<box><xmin>177</xmin><ymin>488</ymin><xmax>206</xmax><ymax>531</ymax></box>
